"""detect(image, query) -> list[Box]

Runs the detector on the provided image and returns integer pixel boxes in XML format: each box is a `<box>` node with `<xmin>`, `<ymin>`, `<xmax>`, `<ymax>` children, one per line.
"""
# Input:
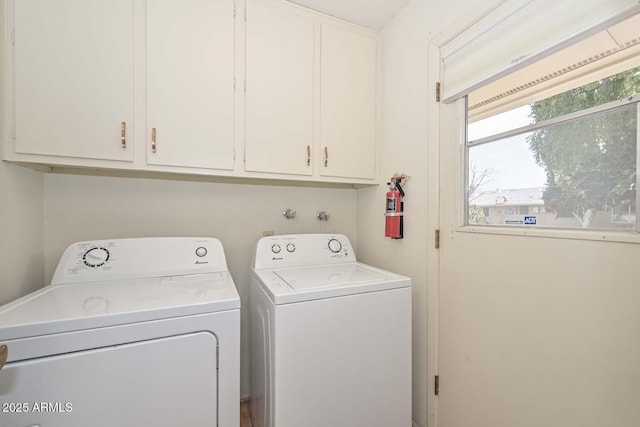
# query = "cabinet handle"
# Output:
<box><xmin>0</xmin><ymin>344</ymin><xmax>7</xmax><ymax>370</ymax></box>
<box><xmin>121</xmin><ymin>122</ymin><xmax>127</xmax><ymax>148</ymax></box>
<box><xmin>324</xmin><ymin>147</ymin><xmax>328</xmax><ymax>167</ymax></box>
<box><xmin>306</xmin><ymin>145</ymin><xmax>311</xmax><ymax>166</ymax></box>
<box><xmin>151</xmin><ymin>128</ymin><xmax>157</xmax><ymax>153</ymax></box>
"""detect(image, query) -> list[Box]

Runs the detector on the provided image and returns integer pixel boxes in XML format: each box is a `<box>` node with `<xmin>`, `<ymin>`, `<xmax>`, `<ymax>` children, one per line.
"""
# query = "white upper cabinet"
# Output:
<box><xmin>320</xmin><ymin>25</ymin><xmax>376</xmax><ymax>180</ymax></box>
<box><xmin>13</xmin><ymin>0</ymin><xmax>134</xmax><ymax>161</ymax></box>
<box><xmin>245</xmin><ymin>0</ymin><xmax>315</xmax><ymax>175</ymax></box>
<box><xmin>146</xmin><ymin>0</ymin><xmax>234</xmax><ymax>170</ymax></box>
<box><xmin>5</xmin><ymin>0</ymin><xmax>377</xmax><ymax>185</ymax></box>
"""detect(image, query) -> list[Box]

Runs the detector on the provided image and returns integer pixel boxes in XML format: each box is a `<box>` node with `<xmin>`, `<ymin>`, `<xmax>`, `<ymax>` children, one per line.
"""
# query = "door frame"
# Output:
<box><xmin>425</xmin><ymin>38</ymin><xmax>442</xmax><ymax>427</ymax></box>
<box><xmin>425</xmin><ymin>2</ymin><xmax>508</xmax><ymax>425</ymax></box>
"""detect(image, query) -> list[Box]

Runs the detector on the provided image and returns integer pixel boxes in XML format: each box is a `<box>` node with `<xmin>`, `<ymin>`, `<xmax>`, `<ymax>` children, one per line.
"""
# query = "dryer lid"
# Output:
<box><xmin>0</xmin><ymin>273</ymin><xmax>240</xmax><ymax>340</ymax></box>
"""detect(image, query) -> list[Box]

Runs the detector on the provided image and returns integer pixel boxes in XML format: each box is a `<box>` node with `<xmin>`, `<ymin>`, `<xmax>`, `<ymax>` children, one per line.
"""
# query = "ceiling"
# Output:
<box><xmin>286</xmin><ymin>0</ymin><xmax>409</xmax><ymax>30</ymax></box>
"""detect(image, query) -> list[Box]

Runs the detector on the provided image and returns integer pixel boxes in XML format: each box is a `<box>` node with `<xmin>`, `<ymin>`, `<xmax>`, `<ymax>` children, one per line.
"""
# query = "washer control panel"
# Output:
<box><xmin>253</xmin><ymin>234</ymin><xmax>356</xmax><ymax>269</ymax></box>
<box><xmin>52</xmin><ymin>237</ymin><xmax>229</xmax><ymax>285</ymax></box>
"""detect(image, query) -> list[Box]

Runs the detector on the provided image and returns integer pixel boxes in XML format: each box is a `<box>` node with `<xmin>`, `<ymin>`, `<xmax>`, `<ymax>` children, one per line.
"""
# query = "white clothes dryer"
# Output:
<box><xmin>0</xmin><ymin>237</ymin><xmax>240</xmax><ymax>427</ymax></box>
<box><xmin>249</xmin><ymin>234</ymin><xmax>411</xmax><ymax>427</ymax></box>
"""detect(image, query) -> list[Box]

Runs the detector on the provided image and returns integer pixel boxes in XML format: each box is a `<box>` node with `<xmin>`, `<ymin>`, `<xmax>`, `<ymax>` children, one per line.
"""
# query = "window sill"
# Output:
<box><xmin>458</xmin><ymin>224</ymin><xmax>640</xmax><ymax>244</ymax></box>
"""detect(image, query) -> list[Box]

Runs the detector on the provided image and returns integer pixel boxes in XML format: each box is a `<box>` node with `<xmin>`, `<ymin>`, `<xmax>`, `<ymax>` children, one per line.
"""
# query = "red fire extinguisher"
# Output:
<box><xmin>385</xmin><ymin>175</ymin><xmax>406</xmax><ymax>239</ymax></box>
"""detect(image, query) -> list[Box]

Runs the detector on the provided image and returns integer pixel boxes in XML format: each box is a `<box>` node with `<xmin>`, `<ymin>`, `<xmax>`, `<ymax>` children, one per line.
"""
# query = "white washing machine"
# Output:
<box><xmin>249</xmin><ymin>234</ymin><xmax>411</xmax><ymax>427</ymax></box>
<box><xmin>0</xmin><ymin>237</ymin><xmax>240</xmax><ymax>427</ymax></box>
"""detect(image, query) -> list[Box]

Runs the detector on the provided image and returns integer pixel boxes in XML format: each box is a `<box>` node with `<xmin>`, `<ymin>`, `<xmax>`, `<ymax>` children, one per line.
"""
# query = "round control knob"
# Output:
<box><xmin>83</xmin><ymin>247</ymin><xmax>110</xmax><ymax>267</ymax></box>
<box><xmin>195</xmin><ymin>246</ymin><xmax>207</xmax><ymax>257</ymax></box>
<box><xmin>286</xmin><ymin>243</ymin><xmax>296</xmax><ymax>253</ymax></box>
<box><xmin>271</xmin><ymin>244</ymin><xmax>282</xmax><ymax>254</ymax></box>
<box><xmin>327</xmin><ymin>238</ymin><xmax>342</xmax><ymax>253</ymax></box>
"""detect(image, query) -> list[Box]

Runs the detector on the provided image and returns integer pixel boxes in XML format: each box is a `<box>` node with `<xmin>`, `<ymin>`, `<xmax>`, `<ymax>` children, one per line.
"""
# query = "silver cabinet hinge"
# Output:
<box><xmin>435</xmin><ymin>229</ymin><xmax>440</xmax><ymax>249</ymax></box>
<box><xmin>435</xmin><ymin>375</ymin><xmax>440</xmax><ymax>396</ymax></box>
<box><xmin>11</xmin><ymin>126</ymin><xmax>16</xmax><ymax>139</ymax></box>
<box><xmin>435</xmin><ymin>82</ymin><xmax>441</xmax><ymax>102</ymax></box>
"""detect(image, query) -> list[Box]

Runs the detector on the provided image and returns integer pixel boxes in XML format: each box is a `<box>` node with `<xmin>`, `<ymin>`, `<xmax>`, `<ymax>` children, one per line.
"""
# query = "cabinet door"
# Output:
<box><xmin>14</xmin><ymin>0</ymin><xmax>134</xmax><ymax>161</ymax></box>
<box><xmin>320</xmin><ymin>25</ymin><xmax>376</xmax><ymax>180</ymax></box>
<box><xmin>146</xmin><ymin>0</ymin><xmax>235</xmax><ymax>170</ymax></box>
<box><xmin>245</xmin><ymin>0</ymin><xmax>314</xmax><ymax>175</ymax></box>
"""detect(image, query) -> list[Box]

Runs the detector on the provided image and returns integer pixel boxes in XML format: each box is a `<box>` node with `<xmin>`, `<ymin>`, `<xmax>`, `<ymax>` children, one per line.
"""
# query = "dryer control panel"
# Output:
<box><xmin>252</xmin><ymin>234</ymin><xmax>356</xmax><ymax>270</ymax></box>
<box><xmin>51</xmin><ymin>237</ymin><xmax>228</xmax><ymax>285</ymax></box>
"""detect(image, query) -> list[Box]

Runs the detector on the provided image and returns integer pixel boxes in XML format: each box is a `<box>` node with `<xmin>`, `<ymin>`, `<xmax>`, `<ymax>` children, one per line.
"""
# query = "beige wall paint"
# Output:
<box><xmin>356</xmin><ymin>1</ymin><xmax>479</xmax><ymax>426</ymax></box>
<box><xmin>0</xmin><ymin>162</ymin><xmax>44</xmax><ymax>305</ymax></box>
<box><xmin>43</xmin><ymin>173</ymin><xmax>357</xmax><ymax>397</ymax></box>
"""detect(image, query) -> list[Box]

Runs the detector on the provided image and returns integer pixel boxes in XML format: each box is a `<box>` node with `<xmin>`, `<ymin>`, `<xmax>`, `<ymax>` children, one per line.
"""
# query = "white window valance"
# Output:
<box><xmin>441</xmin><ymin>0</ymin><xmax>640</xmax><ymax>103</ymax></box>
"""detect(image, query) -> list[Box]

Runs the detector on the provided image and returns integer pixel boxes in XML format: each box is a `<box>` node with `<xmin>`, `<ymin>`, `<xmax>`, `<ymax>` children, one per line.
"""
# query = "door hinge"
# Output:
<box><xmin>11</xmin><ymin>30</ymin><xmax>15</xmax><ymax>45</ymax></box>
<box><xmin>216</xmin><ymin>344</ymin><xmax>220</xmax><ymax>369</ymax></box>
<box><xmin>434</xmin><ymin>375</ymin><xmax>440</xmax><ymax>396</ymax></box>
<box><xmin>434</xmin><ymin>229</ymin><xmax>440</xmax><ymax>249</ymax></box>
<box><xmin>435</xmin><ymin>82</ymin><xmax>441</xmax><ymax>102</ymax></box>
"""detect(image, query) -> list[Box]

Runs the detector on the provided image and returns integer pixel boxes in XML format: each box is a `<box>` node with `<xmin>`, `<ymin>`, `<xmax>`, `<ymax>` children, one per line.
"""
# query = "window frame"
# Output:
<box><xmin>431</xmin><ymin>1</ymin><xmax>640</xmax><ymax>244</ymax></box>
<box><xmin>462</xmin><ymin>94</ymin><xmax>640</xmax><ymax>241</ymax></box>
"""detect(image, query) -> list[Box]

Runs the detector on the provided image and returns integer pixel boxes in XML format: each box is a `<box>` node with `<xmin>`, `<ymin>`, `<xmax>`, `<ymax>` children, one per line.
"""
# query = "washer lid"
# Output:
<box><xmin>275</xmin><ymin>264</ymin><xmax>388</xmax><ymax>290</ymax></box>
<box><xmin>0</xmin><ymin>273</ymin><xmax>240</xmax><ymax>340</ymax></box>
<box><xmin>253</xmin><ymin>262</ymin><xmax>411</xmax><ymax>305</ymax></box>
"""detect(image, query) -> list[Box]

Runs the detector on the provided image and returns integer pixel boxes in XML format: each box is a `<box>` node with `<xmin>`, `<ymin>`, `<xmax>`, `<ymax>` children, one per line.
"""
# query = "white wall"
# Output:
<box><xmin>0</xmin><ymin>162</ymin><xmax>44</xmax><ymax>305</ymax></box>
<box><xmin>0</xmin><ymin>0</ymin><xmax>45</xmax><ymax>305</ymax></box>
<box><xmin>43</xmin><ymin>173</ymin><xmax>357</xmax><ymax>397</ymax></box>
<box><xmin>356</xmin><ymin>1</ymin><xmax>479</xmax><ymax>426</ymax></box>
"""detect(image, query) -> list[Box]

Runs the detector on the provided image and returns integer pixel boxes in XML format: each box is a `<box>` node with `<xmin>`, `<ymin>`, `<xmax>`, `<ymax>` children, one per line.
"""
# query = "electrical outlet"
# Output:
<box><xmin>262</xmin><ymin>230</ymin><xmax>274</xmax><ymax>237</ymax></box>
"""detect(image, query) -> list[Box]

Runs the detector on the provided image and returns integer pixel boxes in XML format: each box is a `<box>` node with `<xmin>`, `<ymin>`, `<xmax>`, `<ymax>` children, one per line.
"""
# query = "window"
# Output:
<box><xmin>467</xmin><ymin>72</ymin><xmax>639</xmax><ymax>229</ymax></box>
<box><xmin>464</xmin><ymin>11</ymin><xmax>640</xmax><ymax>231</ymax></box>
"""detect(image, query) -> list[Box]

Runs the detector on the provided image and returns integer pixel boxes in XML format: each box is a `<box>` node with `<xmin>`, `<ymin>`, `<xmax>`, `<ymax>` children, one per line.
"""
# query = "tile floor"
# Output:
<box><xmin>241</xmin><ymin>401</ymin><xmax>252</xmax><ymax>427</ymax></box>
